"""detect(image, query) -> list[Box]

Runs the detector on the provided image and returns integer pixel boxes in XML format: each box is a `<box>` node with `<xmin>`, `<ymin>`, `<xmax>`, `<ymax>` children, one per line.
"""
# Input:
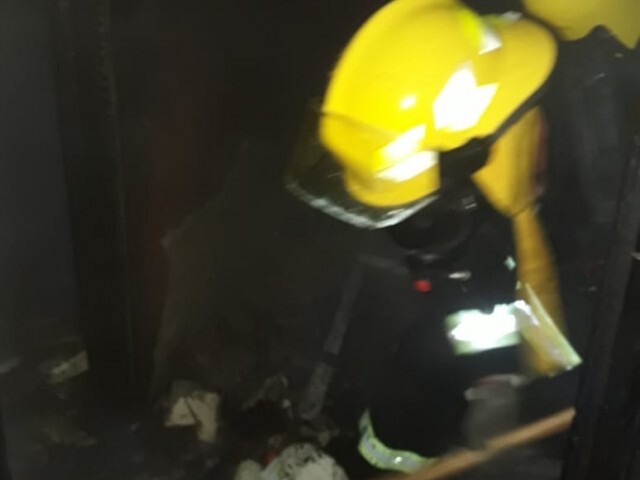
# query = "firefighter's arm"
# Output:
<box><xmin>473</xmin><ymin>108</ymin><xmax>579</xmax><ymax>375</ymax></box>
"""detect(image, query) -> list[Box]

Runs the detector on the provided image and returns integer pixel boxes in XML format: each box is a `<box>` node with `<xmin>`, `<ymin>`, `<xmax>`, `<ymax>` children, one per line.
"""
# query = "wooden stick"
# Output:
<box><xmin>380</xmin><ymin>408</ymin><xmax>576</xmax><ymax>480</ymax></box>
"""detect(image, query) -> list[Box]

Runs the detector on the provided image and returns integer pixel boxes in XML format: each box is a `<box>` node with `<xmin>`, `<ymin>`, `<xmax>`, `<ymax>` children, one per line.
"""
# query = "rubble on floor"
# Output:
<box><xmin>234</xmin><ymin>444</ymin><xmax>349</xmax><ymax>480</ymax></box>
<box><xmin>38</xmin><ymin>338</ymin><xmax>90</xmax><ymax>385</ymax></box>
<box><xmin>164</xmin><ymin>380</ymin><xmax>221</xmax><ymax>443</ymax></box>
<box><xmin>40</xmin><ymin>414</ymin><xmax>97</xmax><ymax>448</ymax></box>
<box><xmin>40</xmin><ymin>351</ymin><xmax>89</xmax><ymax>385</ymax></box>
<box><xmin>233</xmin><ymin>460</ymin><xmax>263</xmax><ymax>480</ymax></box>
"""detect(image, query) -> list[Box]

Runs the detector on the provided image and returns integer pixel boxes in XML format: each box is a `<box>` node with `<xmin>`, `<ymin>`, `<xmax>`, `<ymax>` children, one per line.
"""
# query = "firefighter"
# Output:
<box><xmin>287</xmin><ymin>0</ymin><xmax>639</xmax><ymax>472</ymax></box>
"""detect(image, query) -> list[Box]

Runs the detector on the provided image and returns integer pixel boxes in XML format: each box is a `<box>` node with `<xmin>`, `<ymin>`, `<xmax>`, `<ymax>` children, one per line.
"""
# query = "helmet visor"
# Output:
<box><xmin>285</xmin><ymin>104</ymin><xmax>440</xmax><ymax>229</ymax></box>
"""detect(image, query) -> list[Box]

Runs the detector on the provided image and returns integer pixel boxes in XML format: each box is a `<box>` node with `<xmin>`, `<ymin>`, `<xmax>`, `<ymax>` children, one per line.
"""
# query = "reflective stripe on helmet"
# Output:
<box><xmin>358</xmin><ymin>411</ymin><xmax>438</xmax><ymax>474</ymax></box>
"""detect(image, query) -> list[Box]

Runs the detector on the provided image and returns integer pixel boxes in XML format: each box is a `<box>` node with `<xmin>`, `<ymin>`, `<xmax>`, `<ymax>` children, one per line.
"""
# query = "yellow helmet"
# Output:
<box><xmin>287</xmin><ymin>0</ymin><xmax>557</xmax><ymax>228</ymax></box>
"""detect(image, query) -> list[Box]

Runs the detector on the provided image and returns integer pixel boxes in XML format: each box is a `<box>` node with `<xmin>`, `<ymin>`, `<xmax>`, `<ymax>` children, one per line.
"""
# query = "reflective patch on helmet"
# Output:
<box><xmin>377</xmin><ymin>151</ymin><xmax>439</xmax><ymax>182</ymax></box>
<box><xmin>377</xmin><ymin>125</ymin><xmax>426</xmax><ymax>166</ymax></box>
<box><xmin>399</xmin><ymin>94</ymin><xmax>417</xmax><ymax>110</ymax></box>
<box><xmin>446</xmin><ymin>305</ymin><xmax>521</xmax><ymax>356</ymax></box>
<box><xmin>479</xmin><ymin>24</ymin><xmax>502</xmax><ymax>54</ymax></box>
<box><xmin>433</xmin><ymin>63</ymin><xmax>498</xmax><ymax>133</ymax></box>
<box><xmin>358</xmin><ymin>411</ymin><xmax>437</xmax><ymax>474</ymax></box>
<box><xmin>375</xmin><ymin>125</ymin><xmax>439</xmax><ymax>182</ymax></box>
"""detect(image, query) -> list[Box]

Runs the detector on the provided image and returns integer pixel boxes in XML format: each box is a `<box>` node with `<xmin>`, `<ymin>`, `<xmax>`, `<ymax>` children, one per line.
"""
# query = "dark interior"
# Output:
<box><xmin>1</xmin><ymin>0</ymin><xmax>640</xmax><ymax>479</ymax></box>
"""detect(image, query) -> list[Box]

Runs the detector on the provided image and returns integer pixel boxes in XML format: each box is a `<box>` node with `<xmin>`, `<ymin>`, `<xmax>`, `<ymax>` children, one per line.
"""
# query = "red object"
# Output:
<box><xmin>265</xmin><ymin>451</ymin><xmax>278</xmax><ymax>465</ymax></box>
<box><xmin>413</xmin><ymin>279</ymin><xmax>432</xmax><ymax>293</ymax></box>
